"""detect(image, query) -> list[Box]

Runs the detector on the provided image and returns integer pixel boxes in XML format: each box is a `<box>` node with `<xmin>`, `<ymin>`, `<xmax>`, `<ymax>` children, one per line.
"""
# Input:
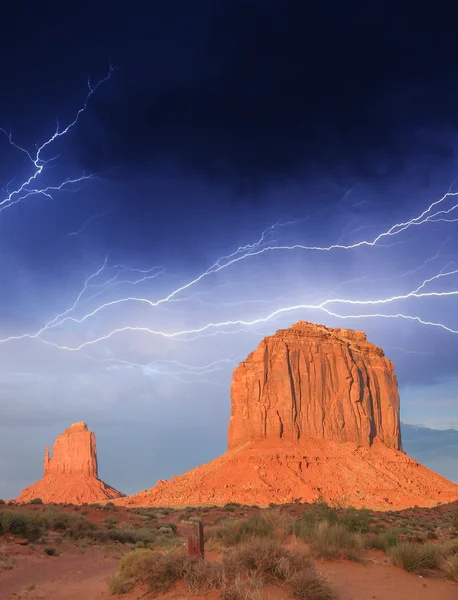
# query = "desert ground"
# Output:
<box><xmin>1</xmin><ymin>499</ymin><xmax>457</xmax><ymax>600</ymax></box>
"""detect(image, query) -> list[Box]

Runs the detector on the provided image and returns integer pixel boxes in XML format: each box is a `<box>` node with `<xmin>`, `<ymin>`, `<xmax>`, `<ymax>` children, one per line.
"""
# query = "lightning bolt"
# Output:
<box><xmin>0</xmin><ymin>66</ymin><xmax>113</xmax><ymax>214</ymax></box>
<box><xmin>2</xmin><ymin>70</ymin><xmax>458</xmax><ymax>395</ymax></box>
<box><xmin>1</xmin><ymin>186</ymin><xmax>458</xmax><ymax>354</ymax></box>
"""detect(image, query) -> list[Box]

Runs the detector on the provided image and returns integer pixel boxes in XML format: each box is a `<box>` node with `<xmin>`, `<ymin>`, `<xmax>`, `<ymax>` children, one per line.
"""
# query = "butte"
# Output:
<box><xmin>16</xmin><ymin>421</ymin><xmax>125</xmax><ymax>504</ymax></box>
<box><xmin>118</xmin><ymin>321</ymin><xmax>458</xmax><ymax>510</ymax></box>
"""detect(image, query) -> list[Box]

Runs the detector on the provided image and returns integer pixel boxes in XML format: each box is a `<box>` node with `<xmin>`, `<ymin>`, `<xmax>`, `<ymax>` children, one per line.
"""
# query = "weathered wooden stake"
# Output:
<box><xmin>187</xmin><ymin>522</ymin><xmax>205</xmax><ymax>559</ymax></box>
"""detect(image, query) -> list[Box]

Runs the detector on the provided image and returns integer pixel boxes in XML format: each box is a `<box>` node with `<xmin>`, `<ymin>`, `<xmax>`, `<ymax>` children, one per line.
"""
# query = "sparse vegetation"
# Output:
<box><xmin>0</xmin><ymin>510</ymin><xmax>45</xmax><ymax>541</ymax></box>
<box><xmin>109</xmin><ymin>539</ymin><xmax>335</xmax><ymax>599</ymax></box>
<box><xmin>44</xmin><ymin>546</ymin><xmax>58</xmax><ymax>556</ymax></box>
<box><xmin>307</xmin><ymin>522</ymin><xmax>364</xmax><ymax>562</ymax></box>
<box><xmin>29</xmin><ymin>497</ymin><xmax>43</xmax><ymax>504</ymax></box>
<box><xmin>365</xmin><ymin>531</ymin><xmax>400</xmax><ymax>552</ymax></box>
<box><xmin>388</xmin><ymin>541</ymin><xmax>444</xmax><ymax>573</ymax></box>
<box><xmin>442</xmin><ymin>553</ymin><xmax>458</xmax><ymax>582</ymax></box>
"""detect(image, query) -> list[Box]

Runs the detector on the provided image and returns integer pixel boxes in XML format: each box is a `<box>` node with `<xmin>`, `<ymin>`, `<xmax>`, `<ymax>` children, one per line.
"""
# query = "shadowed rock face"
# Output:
<box><xmin>116</xmin><ymin>322</ymin><xmax>458</xmax><ymax>510</ymax></box>
<box><xmin>228</xmin><ymin>321</ymin><xmax>401</xmax><ymax>450</ymax></box>
<box><xmin>16</xmin><ymin>422</ymin><xmax>124</xmax><ymax>504</ymax></box>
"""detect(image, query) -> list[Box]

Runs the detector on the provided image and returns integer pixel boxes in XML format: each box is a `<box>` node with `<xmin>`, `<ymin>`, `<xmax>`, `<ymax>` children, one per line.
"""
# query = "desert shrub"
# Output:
<box><xmin>442</xmin><ymin>554</ymin><xmax>458</xmax><ymax>582</ymax></box>
<box><xmin>309</xmin><ymin>499</ymin><xmax>338</xmax><ymax>525</ymax></box>
<box><xmin>29</xmin><ymin>498</ymin><xmax>43</xmax><ymax>505</ymax></box>
<box><xmin>109</xmin><ymin>576</ymin><xmax>136</xmax><ymax>595</ymax></box>
<box><xmin>178</xmin><ymin>513</ymin><xmax>190</xmax><ymax>522</ymax></box>
<box><xmin>182</xmin><ymin>557</ymin><xmax>222</xmax><ymax>592</ymax></box>
<box><xmin>289</xmin><ymin>568</ymin><xmax>336</xmax><ymax>600</ymax></box>
<box><xmin>226</xmin><ymin>538</ymin><xmax>312</xmax><ymax>582</ymax></box>
<box><xmin>263</xmin><ymin>509</ymin><xmax>294</xmax><ymax>536</ymax></box>
<box><xmin>308</xmin><ymin>522</ymin><xmax>364</xmax><ymax>561</ymax></box>
<box><xmin>218</xmin><ymin>573</ymin><xmax>264</xmax><ymax>600</ymax></box>
<box><xmin>43</xmin><ymin>508</ymin><xmax>71</xmax><ymax>530</ymax></box>
<box><xmin>209</xmin><ymin>516</ymin><xmax>274</xmax><ymax>547</ymax></box>
<box><xmin>365</xmin><ymin>531</ymin><xmax>399</xmax><ymax>552</ymax></box>
<box><xmin>44</xmin><ymin>547</ymin><xmax>58</xmax><ymax>556</ymax></box>
<box><xmin>339</xmin><ymin>508</ymin><xmax>372</xmax><ymax>533</ymax></box>
<box><xmin>450</xmin><ymin>508</ymin><xmax>458</xmax><ymax>528</ymax></box>
<box><xmin>118</xmin><ymin>548</ymin><xmax>187</xmax><ymax>593</ymax></box>
<box><xmin>163</xmin><ymin>522</ymin><xmax>177</xmax><ymax>534</ymax></box>
<box><xmin>66</xmin><ymin>515</ymin><xmax>97</xmax><ymax>539</ymax></box>
<box><xmin>188</xmin><ymin>516</ymin><xmax>202</xmax><ymax>523</ymax></box>
<box><xmin>388</xmin><ymin>542</ymin><xmax>444</xmax><ymax>573</ymax></box>
<box><xmin>110</xmin><ymin>540</ymin><xmax>336</xmax><ymax>598</ymax></box>
<box><xmin>0</xmin><ymin>500</ymin><xmax>5</xmax><ymax>505</ymax></box>
<box><xmin>0</xmin><ymin>510</ymin><xmax>45</xmax><ymax>541</ymax></box>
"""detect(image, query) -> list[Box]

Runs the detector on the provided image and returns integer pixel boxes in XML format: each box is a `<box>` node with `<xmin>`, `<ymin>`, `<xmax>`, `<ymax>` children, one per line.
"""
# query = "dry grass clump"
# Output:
<box><xmin>109</xmin><ymin>539</ymin><xmax>335</xmax><ymax>600</ymax></box>
<box><xmin>305</xmin><ymin>521</ymin><xmax>364</xmax><ymax>561</ymax></box>
<box><xmin>289</xmin><ymin>569</ymin><xmax>335</xmax><ymax>600</ymax></box>
<box><xmin>365</xmin><ymin>531</ymin><xmax>400</xmax><ymax>552</ymax></box>
<box><xmin>442</xmin><ymin>554</ymin><xmax>458</xmax><ymax>582</ymax></box>
<box><xmin>225</xmin><ymin>538</ymin><xmax>312</xmax><ymax>582</ymax></box>
<box><xmin>218</xmin><ymin>573</ymin><xmax>264</xmax><ymax>600</ymax></box>
<box><xmin>388</xmin><ymin>542</ymin><xmax>444</xmax><ymax>573</ymax></box>
<box><xmin>208</xmin><ymin>515</ymin><xmax>275</xmax><ymax>546</ymax></box>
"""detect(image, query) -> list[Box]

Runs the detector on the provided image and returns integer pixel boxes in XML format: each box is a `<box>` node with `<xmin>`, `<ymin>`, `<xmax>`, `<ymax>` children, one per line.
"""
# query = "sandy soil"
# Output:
<box><xmin>0</xmin><ymin>548</ymin><xmax>118</xmax><ymax>600</ymax></box>
<box><xmin>1</xmin><ymin>546</ymin><xmax>456</xmax><ymax>600</ymax></box>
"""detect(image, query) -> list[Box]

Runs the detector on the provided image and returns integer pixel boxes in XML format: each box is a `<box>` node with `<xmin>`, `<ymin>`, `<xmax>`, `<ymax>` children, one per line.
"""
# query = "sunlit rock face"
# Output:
<box><xmin>116</xmin><ymin>322</ymin><xmax>458</xmax><ymax>511</ymax></box>
<box><xmin>16</xmin><ymin>422</ymin><xmax>124</xmax><ymax>504</ymax></box>
<box><xmin>228</xmin><ymin>321</ymin><xmax>401</xmax><ymax>450</ymax></box>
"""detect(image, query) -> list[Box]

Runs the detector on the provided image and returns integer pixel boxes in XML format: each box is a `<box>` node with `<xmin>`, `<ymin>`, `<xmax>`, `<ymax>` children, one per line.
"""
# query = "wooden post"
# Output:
<box><xmin>198</xmin><ymin>521</ymin><xmax>204</xmax><ymax>560</ymax></box>
<box><xmin>187</xmin><ymin>522</ymin><xmax>205</xmax><ymax>559</ymax></box>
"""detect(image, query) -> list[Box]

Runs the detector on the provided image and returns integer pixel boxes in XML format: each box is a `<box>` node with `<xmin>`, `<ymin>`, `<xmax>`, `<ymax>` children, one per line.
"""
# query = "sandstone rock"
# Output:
<box><xmin>16</xmin><ymin>422</ymin><xmax>124</xmax><ymax>504</ymax></box>
<box><xmin>116</xmin><ymin>321</ymin><xmax>458</xmax><ymax>510</ymax></box>
<box><xmin>228</xmin><ymin>321</ymin><xmax>401</xmax><ymax>450</ymax></box>
<box><xmin>43</xmin><ymin>422</ymin><xmax>98</xmax><ymax>477</ymax></box>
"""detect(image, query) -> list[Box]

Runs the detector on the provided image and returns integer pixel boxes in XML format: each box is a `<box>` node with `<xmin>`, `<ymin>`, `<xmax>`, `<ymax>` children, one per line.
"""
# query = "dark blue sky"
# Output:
<box><xmin>1</xmin><ymin>1</ymin><xmax>458</xmax><ymax>498</ymax></box>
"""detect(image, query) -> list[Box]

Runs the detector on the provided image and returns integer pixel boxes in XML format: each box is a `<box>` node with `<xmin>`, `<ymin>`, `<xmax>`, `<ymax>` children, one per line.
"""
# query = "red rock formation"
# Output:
<box><xmin>16</xmin><ymin>422</ymin><xmax>124</xmax><ymax>504</ymax></box>
<box><xmin>228</xmin><ymin>322</ymin><xmax>401</xmax><ymax>450</ymax></box>
<box><xmin>116</xmin><ymin>321</ymin><xmax>458</xmax><ymax>510</ymax></box>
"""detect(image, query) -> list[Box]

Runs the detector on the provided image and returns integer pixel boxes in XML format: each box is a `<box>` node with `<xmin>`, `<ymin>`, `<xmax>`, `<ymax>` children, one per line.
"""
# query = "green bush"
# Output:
<box><xmin>339</xmin><ymin>508</ymin><xmax>372</xmax><ymax>533</ymax></box>
<box><xmin>0</xmin><ymin>510</ymin><xmax>45</xmax><ymax>541</ymax></box>
<box><xmin>29</xmin><ymin>498</ymin><xmax>43</xmax><ymax>505</ymax></box>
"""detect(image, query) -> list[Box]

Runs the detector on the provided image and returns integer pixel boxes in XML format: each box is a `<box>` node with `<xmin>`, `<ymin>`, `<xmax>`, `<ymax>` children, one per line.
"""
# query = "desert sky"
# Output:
<box><xmin>0</xmin><ymin>1</ymin><xmax>457</xmax><ymax>498</ymax></box>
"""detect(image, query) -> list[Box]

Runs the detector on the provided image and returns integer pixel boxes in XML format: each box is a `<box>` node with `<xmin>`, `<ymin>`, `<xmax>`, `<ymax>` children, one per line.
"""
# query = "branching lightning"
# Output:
<box><xmin>0</xmin><ymin>67</ymin><xmax>112</xmax><ymax>214</ymax></box>
<box><xmin>1</xmin><ymin>69</ymin><xmax>458</xmax><ymax>393</ymax></box>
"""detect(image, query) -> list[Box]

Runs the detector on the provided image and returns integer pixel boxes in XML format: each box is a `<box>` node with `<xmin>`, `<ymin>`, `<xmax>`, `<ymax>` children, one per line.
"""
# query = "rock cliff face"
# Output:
<box><xmin>16</xmin><ymin>422</ymin><xmax>124</xmax><ymax>504</ymax></box>
<box><xmin>228</xmin><ymin>321</ymin><xmax>401</xmax><ymax>450</ymax></box>
<box><xmin>116</xmin><ymin>321</ymin><xmax>458</xmax><ymax>510</ymax></box>
<box><xmin>43</xmin><ymin>422</ymin><xmax>98</xmax><ymax>477</ymax></box>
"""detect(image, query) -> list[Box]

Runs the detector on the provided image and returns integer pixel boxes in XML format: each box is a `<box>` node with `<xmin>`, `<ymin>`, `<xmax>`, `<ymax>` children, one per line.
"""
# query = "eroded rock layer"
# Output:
<box><xmin>16</xmin><ymin>422</ymin><xmax>124</xmax><ymax>504</ymax></box>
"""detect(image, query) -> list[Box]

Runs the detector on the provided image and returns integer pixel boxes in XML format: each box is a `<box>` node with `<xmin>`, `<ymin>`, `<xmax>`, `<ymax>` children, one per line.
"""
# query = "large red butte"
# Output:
<box><xmin>118</xmin><ymin>322</ymin><xmax>458</xmax><ymax>510</ymax></box>
<box><xmin>16</xmin><ymin>422</ymin><xmax>124</xmax><ymax>504</ymax></box>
